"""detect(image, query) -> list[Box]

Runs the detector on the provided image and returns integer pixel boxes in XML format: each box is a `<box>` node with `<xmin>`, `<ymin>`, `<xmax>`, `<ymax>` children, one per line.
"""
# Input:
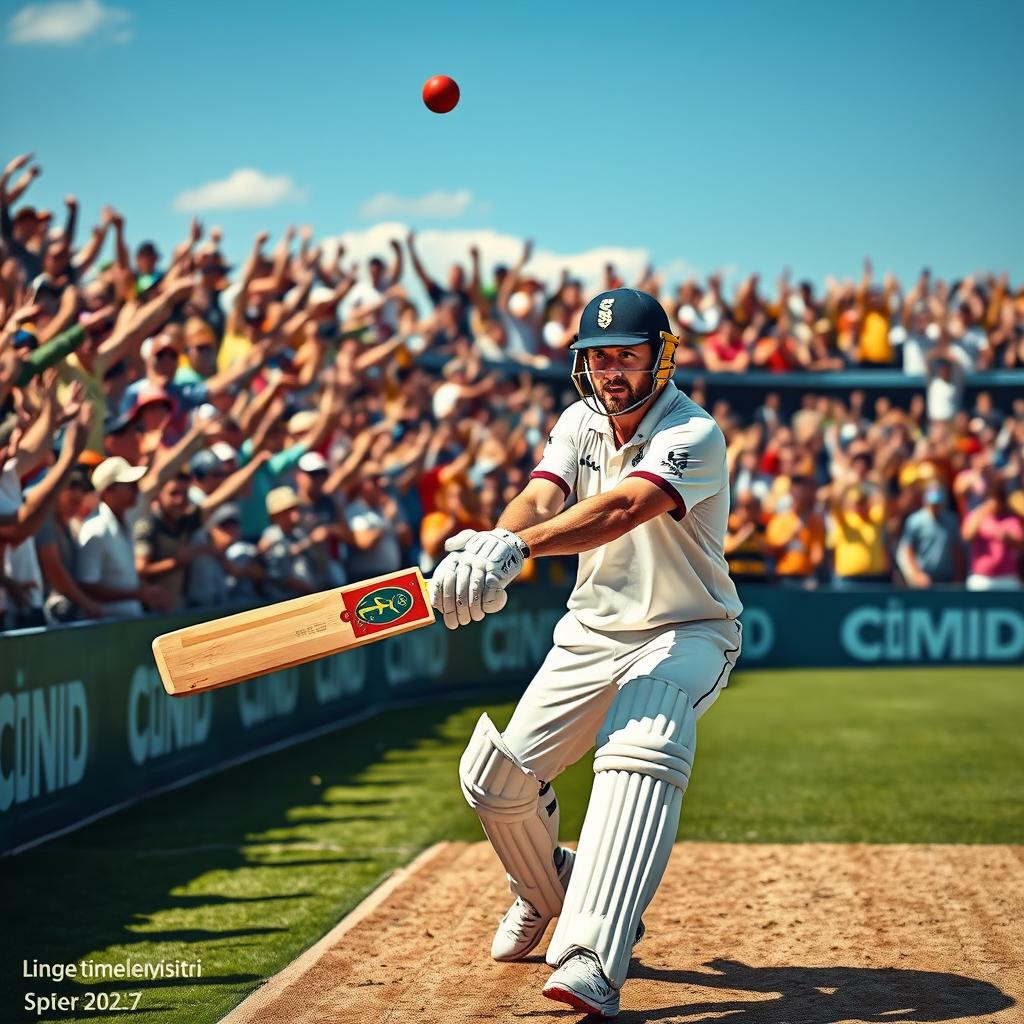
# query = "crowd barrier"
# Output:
<box><xmin>2</xmin><ymin>585</ymin><xmax>1022</xmax><ymax>854</ymax></box>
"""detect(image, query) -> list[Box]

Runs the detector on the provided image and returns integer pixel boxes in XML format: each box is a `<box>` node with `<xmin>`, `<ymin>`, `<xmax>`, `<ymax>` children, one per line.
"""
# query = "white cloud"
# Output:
<box><xmin>659</xmin><ymin>258</ymin><xmax>703</xmax><ymax>285</ymax></box>
<box><xmin>358</xmin><ymin>189</ymin><xmax>483</xmax><ymax>221</ymax></box>
<box><xmin>173</xmin><ymin>169</ymin><xmax>308</xmax><ymax>212</ymax></box>
<box><xmin>7</xmin><ymin>0</ymin><xmax>132</xmax><ymax>45</ymax></box>
<box><xmin>322</xmin><ymin>224</ymin><xmax>658</xmax><ymax>315</ymax></box>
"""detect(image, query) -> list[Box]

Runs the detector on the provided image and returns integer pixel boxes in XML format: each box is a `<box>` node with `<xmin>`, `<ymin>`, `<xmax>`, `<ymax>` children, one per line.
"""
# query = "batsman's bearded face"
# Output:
<box><xmin>587</xmin><ymin>345</ymin><xmax>656</xmax><ymax>414</ymax></box>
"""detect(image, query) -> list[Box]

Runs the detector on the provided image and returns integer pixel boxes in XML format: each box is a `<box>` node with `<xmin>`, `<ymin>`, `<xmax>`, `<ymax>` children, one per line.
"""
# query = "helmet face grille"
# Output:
<box><xmin>570</xmin><ymin>332</ymin><xmax>679</xmax><ymax>417</ymax></box>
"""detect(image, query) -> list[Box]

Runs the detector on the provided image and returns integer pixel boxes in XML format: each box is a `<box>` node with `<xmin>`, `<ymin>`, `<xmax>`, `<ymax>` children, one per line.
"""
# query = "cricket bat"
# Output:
<box><xmin>152</xmin><ymin>567</ymin><xmax>435</xmax><ymax>697</ymax></box>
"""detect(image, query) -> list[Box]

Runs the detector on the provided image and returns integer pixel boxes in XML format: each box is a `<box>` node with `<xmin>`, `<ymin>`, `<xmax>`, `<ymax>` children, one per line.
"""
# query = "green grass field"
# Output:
<box><xmin>5</xmin><ymin>666</ymin><xmax>1023</xmax><ymax>1024</ymax></box>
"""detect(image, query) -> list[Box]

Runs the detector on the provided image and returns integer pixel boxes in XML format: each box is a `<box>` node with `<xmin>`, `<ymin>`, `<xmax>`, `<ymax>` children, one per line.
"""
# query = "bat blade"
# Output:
<box><xmin>152</xmin><ymin>567</ymin><xmax>434</xmax><ymax>697</ymax></box>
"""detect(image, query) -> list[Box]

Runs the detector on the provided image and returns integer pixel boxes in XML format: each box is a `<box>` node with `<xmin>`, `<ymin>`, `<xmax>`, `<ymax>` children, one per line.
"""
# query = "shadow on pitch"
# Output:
<box><xmin>605</xmin><ymin>957</ymin><xmax>1016</xmax><ymax>1023</ymax></box>
<box><xmin>2</xmin><ymin>693</ymin><xmax>503</xmax><ymax>1011</ymax></box>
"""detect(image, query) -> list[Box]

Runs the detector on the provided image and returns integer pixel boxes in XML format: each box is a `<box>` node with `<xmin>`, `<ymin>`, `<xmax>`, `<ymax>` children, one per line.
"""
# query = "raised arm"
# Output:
<box><xmin>8</xmin><ymin>369</ymin><xmax>64</xmax><ymax>477</ymax></box>
<box><xmin>0</xmin><ymin>154</ymin><xmax>34</xmax><ymax>255</ymax></box>
<box><xmin>3</xmin><ymin>159</ymin><xmax>40</xmax><ymax>206</ymax></box>
<box><xmin>139</xmin><ymin>414</ymin><xmax>218</xmax><ymax>499</ymax></box>
<box><xmin>96</xmin><ymin>273</ymin><xmax>194</xmax><ymax>370</ymax></box>
<box><xmin>0</xmin><ymin>404</ymin><xmax>91</xmax><ymax>544</ymax></box>
<box><xmin>62</xmin><ymin>194</ymin><xmax>79</xmax><ymax>248</ymax></box>
<box><xmin>73</xmin><ymin>221</ymin><xmax>109</xmax><ymax>276</ymax></box>
<box><xmin>406</xmin><ymin>230</ymin><xmax>436</xmax><ymax>294</ymax></box>
<box><xmin>37</xmin><ymin>284</ymin><xmax>79</xmax><ymax>344</ymax></box>
<box><xmin>198</xmin><ymin>450</ymin><xmax>272</xmax><ymax>521</ymax></box>
<box><xmin>498</xmin><ymin>239</ymin><xmax>532</xmax><ymax>311</ymax></box>
<box><xmin>323</xmin><ymin>423</ymin><xmax>387</xmax><ymax>495</ymax></box>
<box><xmin>227</xmin><ymin>231</ymin><xmax>269</xmax><ymax>335</ymax></box>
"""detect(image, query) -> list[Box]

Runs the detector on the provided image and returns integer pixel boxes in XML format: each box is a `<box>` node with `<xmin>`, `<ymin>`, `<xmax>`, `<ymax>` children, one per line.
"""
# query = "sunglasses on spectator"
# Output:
<box><xmin>154</xmin><ymin>349</ymin><xmax>179</xmax><ymax>362</ymax></box>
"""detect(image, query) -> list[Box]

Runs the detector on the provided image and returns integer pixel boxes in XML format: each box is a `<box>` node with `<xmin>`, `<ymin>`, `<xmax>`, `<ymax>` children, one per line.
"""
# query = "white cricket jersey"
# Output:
<box><xmin>530</xmin><ymin>382</ymin><xmax>742</xmax><ymax>632</ymax></box>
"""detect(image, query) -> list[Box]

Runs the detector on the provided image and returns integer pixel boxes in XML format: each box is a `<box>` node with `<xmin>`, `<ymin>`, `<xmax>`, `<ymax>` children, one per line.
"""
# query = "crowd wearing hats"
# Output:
<box><xmin>2</xmin><ymin>153</ymin><xmax>1023</xmax><ymax>631</ymax></box>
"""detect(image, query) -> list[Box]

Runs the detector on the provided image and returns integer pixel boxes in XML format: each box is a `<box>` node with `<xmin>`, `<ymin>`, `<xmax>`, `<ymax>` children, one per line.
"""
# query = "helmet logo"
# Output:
<box><xmin>597</xmin><ymin>297</ymin><xmax>615</xmax><ymax>329</ymax></box>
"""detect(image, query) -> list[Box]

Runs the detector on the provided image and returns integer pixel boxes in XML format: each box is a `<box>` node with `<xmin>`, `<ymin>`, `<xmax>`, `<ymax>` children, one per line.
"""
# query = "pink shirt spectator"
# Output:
<box><xmin>969</xmin><ymin>512</ymin><xmax>1023</xmax><ymax>578</ymax></box>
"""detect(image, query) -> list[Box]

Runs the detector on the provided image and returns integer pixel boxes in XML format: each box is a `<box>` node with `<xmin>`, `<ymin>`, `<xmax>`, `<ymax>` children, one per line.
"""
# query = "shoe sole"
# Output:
<box><xmin>542</xmin><ymin>984</ymin><xmax>618</xmax><ymax>1018</ymax></box>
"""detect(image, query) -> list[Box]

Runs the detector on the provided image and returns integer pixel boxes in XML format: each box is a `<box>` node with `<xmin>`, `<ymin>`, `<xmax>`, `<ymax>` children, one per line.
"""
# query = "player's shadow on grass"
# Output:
<box><xmin>2</xmin><ymin>693</ymin><xmax>500</xmax><ymax>1014</ymax></box>
<box><xmin>620</xmin><ymin>958</ymin><xmax>1014</xmax><ymax>1023</ymax></box>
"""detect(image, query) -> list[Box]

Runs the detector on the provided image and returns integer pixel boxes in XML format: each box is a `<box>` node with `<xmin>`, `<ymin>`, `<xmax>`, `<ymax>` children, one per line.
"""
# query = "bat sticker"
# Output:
<box><xmin>354</xmin><ymin>587</ymin><xmax>413</xmax><ymax>626</ymax></box>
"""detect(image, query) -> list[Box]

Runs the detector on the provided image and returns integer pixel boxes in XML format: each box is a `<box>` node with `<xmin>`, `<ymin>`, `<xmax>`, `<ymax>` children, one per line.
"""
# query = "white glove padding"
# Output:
<box><xmin>428</xmin><ymin>545</ymin><xmax>508</xmax><ymax>630</ymax></box>
<box><xmin>459</xmin><ymin>528</ymin><xmax>529</xmax><ymax>621</ymax></box>
<box><xmin>443</xmin><ymin>528</ymin><xmax>478</xmax><ymax>554</ymax></box>
<box><xmin>460</xmin><ymin>528</ymin><xmax>530</xmax><ymax>583</ymax></box>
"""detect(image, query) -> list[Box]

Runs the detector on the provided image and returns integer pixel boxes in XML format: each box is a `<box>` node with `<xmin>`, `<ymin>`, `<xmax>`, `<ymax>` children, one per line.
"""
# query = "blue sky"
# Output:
<box><xmin>3</xmin><ymin>0</ymin><xmax>1022</xmax><ymax>290</ymax></box>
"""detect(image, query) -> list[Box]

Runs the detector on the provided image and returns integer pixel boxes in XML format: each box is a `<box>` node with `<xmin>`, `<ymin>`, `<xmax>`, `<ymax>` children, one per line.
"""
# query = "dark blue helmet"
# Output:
<box><xmin>571</xmin><ymin>288</ymin><xmax>671</xmax><ymax>350</ymax></box>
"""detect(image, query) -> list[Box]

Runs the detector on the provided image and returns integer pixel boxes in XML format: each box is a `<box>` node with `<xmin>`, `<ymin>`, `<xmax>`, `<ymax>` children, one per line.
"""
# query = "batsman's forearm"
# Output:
<box><xmin>518</xmin><ymin>491</ymin><xmax>634</xmax><ymax>557</ymax></box>
<box><xmin>497</xmin><ymin>492</ymin><xmax>556</xmax><ymax>534</ymax></box>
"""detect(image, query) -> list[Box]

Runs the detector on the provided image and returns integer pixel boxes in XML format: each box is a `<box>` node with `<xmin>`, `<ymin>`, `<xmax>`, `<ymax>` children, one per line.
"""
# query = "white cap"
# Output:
<box><xmin>91</xmin><ymin>456</ymin><xmax>147</xmax><ymax>492</ymax></box>
<box><xmin>210</xmin><ymin>442</ymin><xmax>238</xmax><ymax>463</ymax></box>
<box><xmin>266</xmin><ymin>486</ymin><xmax>300</xmax><ymax>516</ymax></box>
<box><xmin>542</xmin><ymin>320</ymin><xmax>563</xmax><ymax>347</ymax></box>
<box><xmin>298</xmin><ymin>451</ymin><xmax>329</xmax><ymax>473</ymax></box>
<box><xmin>288</xmin><ymin>410</ymin><xmax>318</xmax><ymax>434</ymax></box>
<box><xmin>508</xmin><ymin>291</ymin><xmax>532</xmax><ymax>318</ymax></box>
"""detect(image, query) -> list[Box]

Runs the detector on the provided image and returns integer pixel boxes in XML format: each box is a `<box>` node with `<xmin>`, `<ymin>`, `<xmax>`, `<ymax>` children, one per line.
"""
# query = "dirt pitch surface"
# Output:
<box><xmin>223</xmin><ymin>841</ymin><xmax>1022</xmax><ymax>1024</ymax></box>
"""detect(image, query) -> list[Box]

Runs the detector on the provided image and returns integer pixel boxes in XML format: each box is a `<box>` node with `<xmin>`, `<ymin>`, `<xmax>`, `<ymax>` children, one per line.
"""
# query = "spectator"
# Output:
<box><xmin>702</xmin><ymin>318</ymin><xmax>750</xmax><ymax>373</ymax></box>
<box><xmin>185</xmin><ymin>503</ymin><xmax>264</xmax><ymax>607</ymax></box>
<box><xmin>766</xmin><ymin>476</ymin><xmax>826</xmax><ymax>586</ymax></box>
<box><xmin>924</xmin><ymin>342</ymin><xmax>965</xmax><ymax>424</ymax></box>
<box><xmin>724</xmin><ymin>491</ymin><xmax>769</xmax><ymax>582</ymax></box>
<box><xmin>260</xmin><ymin>486</ymin><xmax>330</xmax><ymax>598</ymax></box>
<box><xmin>406</xmin><ymin>229</ymin><xmax>472</xmax><ymax>340</ymax></box>
<box><xmin>134</xmin><ymin>448</ymin><xmax>272</xmax><ymax>610</ymax></box>
<box><xmin>294</xmin><ymin>450</ymin><xmax>352</xmax><ymax>585</ymax></box>
<box><xmin>961</xmin><ymin>479</ymin><xmax>1024</xmax><ymax>591</ymax></box>
<box><xmin>35</xmin><ymin>465</ymin><xmax>106</xmax><ymax>623</ymax></box>
<box><xmin>826</xmin><ymin>480</ymin><xmax>891</xmax><ymax>588</ymax></box>
<box><xmin>1</xmin><ymin>401</ymin><xmax>92</xmax><ymax>627</ymax></box>
<box><xmin>76</xmin><ymin>456</ymin><xmax>171</xmax><ymax>616</ymax></box>
<box><xmin>346</xmin><ymin>463</ymin><xmax>412</xmax><ymax>578</ymax></box>
<box><xmin>897</xmin><ymin>484</ymin><xmax>964</xmax><ymax>587</ymax></box>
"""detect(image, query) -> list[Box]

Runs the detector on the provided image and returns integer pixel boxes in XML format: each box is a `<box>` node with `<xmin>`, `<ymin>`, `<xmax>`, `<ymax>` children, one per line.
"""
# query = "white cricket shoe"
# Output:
<box><xmin>490</xmin><ymin>847</ymin><xmax>575</xmax><ymax>962</ymax></box>
<box><xmin>542</xmin><ymin>949</ymin><xmax>620</xmax><ymax>1018</ymax></box>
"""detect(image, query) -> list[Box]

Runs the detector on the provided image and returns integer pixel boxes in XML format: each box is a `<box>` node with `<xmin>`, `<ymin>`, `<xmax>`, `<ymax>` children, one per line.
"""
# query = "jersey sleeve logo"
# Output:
<box><xmin>597</xmin><ymin>297</ymin><xmax>615</xmax><ymax>329</ymax></box>
<box><xmin>661</xmin><ymin>449</ymin><xmax>689</xmax><ymax>475</ymax></box>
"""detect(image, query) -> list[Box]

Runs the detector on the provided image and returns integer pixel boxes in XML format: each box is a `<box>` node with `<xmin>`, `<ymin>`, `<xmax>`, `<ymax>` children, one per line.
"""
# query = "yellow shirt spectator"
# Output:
<box><xmin>217</xmin><ymin>331</ymin><xmax>252</xmax><ymax>372</ymax></box>
<box><xmin>829</xmin><ymin>498</ymin><xmax>889</xmax><ymax>578</ymax></box>
<box><xmin>858</xmin><ymin>310</ymin><xmax>892</xmax><ymax>364</ymax></box>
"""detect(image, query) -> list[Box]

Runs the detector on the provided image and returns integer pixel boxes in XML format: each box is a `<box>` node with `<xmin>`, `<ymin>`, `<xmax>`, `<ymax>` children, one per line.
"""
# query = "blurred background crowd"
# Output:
<box><xmin>2</xmin><ymin>152</ymin><xmax>1023</xmax><ymax>631</ymax></box>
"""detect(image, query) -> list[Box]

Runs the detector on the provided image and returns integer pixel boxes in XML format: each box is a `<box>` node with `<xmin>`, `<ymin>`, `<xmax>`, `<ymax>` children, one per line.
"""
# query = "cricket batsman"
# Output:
<box><xmin>429</xmin><ymin>288</ymin><xmax>743</xmax><ymax>1017</ymax></box>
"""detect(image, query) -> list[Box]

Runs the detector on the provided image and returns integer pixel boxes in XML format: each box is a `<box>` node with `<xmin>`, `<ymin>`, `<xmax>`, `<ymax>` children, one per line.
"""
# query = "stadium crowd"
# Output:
<box><xmin>1</xmin><ymin>152</ymin><xmax>1023</xmax><ymax>631</ymax></box>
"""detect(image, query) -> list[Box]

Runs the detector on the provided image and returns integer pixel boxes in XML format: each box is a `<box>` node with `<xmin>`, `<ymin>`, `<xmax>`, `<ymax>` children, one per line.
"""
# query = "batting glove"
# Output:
<box><xmin>428</xmin><ymin>531</ymin><xmax>511</xmax><ymax>629</ymax></box>
<box><xmin>458</xmin><ymin>528</ymin><xmax>530</xmax><ymax>622</ymax></box>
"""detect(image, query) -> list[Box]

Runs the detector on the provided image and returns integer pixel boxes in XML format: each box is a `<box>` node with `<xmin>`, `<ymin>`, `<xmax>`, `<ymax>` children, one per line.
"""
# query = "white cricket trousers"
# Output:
<box><xmin>501</xmin><ymin>611</ymin><xmax>742</xmax><ymax>785</ymax></box>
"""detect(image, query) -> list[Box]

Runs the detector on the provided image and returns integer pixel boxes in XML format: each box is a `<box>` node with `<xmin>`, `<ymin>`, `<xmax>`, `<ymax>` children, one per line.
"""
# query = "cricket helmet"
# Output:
<box><xmin>570</xmin><ymin>288</ymin><xmax>679</xmax><ymax>416</ymax></box>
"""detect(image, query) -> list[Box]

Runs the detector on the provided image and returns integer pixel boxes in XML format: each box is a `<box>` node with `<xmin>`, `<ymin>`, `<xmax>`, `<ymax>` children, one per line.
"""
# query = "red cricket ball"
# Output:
<box><xmin>422</xmin><ymin>75</ymin><xmax>460</xmax><ymax>114</ymax></box>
